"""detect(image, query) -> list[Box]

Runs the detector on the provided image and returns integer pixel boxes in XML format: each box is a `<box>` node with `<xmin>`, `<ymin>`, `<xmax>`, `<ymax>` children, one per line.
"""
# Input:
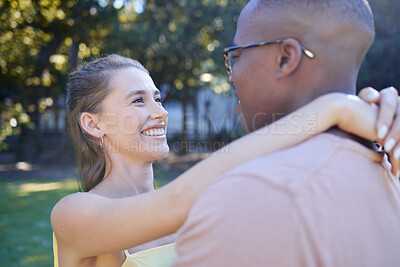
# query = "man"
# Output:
<box><xmin>172</xmin><ymin>0</ymin><xmax>400</xmax><ymax>266</ymax></box>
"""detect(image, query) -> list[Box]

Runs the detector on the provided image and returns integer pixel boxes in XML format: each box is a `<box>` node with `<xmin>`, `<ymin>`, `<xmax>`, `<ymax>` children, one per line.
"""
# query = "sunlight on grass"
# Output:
<box><xmin>16</xmin><ymin>180</ymin><xmax>78</xmax><ymax>197</ymax></box>
<box><xmin>21</xmin><ymin>253</ymin><xmax>52</xmax><ymax>265</ymax></box>
<box><xmin>0</xmin><ymin>178</ymin><xmax>79</xmax><ymax>267</ymax></box>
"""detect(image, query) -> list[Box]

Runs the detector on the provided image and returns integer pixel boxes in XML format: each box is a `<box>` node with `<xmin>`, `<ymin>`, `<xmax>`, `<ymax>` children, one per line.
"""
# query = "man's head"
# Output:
<box><xmin>230</xmin><ymin>0</ymin><xmax>375</xmax><ymax>132</ymax></box>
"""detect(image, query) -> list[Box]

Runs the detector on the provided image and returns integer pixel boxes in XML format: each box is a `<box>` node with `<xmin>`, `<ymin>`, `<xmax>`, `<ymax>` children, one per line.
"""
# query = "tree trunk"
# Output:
<box><xmin>180</xmin><ymin>84</ymin><xmax>189</xmax><ymax>154</ymax></box>
<box><xmin>193</xmin><ymin>88</ymin><xmax>199</xmax><ymax>145</ymax></box>
<box><xmin>58</xmin><ymin>40</ymin><xmax>80</xmax><ymax>163</ymax></box>
<box><xmin>16</xmin><ymin>35</ymin><xmax>65</xmax><ymax>162</ymax></box>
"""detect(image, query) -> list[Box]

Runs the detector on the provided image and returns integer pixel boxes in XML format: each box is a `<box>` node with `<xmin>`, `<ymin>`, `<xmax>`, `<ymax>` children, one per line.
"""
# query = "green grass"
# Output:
<box><xmin>0</xmin><ymin>172</ymin><xmax>174</xmax><ymax>267</ymax></box>
<box><xmin>0</xmin><ymin>178</ymin><xmax>79</xmax><ymax>267</ymax></box>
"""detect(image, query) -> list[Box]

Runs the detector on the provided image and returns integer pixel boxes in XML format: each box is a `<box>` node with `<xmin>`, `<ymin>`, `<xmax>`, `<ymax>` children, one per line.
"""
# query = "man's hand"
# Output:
<box><xmin>358</xmin><ymin>87</ymin><xmax>400</xmax><ymax>178</ymax></box>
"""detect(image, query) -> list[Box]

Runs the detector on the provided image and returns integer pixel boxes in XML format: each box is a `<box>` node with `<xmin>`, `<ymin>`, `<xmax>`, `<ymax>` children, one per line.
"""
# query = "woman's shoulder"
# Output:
<box><xmin>51</xmin><ymin>192</ymin><xmax>105</xmax><ymax>245</ymax></box>
<box><xmin>52</xmin><ymin>192</ymin><xmax>90</xmax><ymax>222</ymax></box>
<box><xmin>51</xmin><ymin>192</ymin><xmax>126</xmax><ymax>264</ymax></box>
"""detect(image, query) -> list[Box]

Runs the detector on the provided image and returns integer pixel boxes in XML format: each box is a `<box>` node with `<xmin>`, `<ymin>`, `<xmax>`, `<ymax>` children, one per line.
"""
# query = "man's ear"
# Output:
<box><xmin>275</xmin><ymin>38</ymin><xmax>303</xmax><ymax>78</ymax></box>
<box><xmin>79</xmin><ymin>112</ymin><xmax>103</xmax><ymax>138</ymax></box>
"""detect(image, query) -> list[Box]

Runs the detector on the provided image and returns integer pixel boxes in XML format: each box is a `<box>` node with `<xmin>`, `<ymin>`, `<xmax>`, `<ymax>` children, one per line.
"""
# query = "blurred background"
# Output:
<box><xmin>0</xmin><ymin>0</ymin><xmax>399</xmax><ymax>266</ymax></box>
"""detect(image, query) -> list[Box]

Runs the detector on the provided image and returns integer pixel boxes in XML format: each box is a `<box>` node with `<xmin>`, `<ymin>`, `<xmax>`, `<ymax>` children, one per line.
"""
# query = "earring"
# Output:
<box><xmin>100</xmin><ymin>136</ymin><xmax>104</xmax><ymax>147</ymax></box>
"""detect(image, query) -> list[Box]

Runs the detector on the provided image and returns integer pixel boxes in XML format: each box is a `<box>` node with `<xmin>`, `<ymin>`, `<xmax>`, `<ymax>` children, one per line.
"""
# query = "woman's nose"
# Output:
<box><xmin>229</xmin><ymin>75</ymin><xmax>234</xmax><ymax>85</ymax></box>
<box><xmin>150</xmin><ymin>103</ymin><xmax>168</xmax><ymax>121</ymax></box>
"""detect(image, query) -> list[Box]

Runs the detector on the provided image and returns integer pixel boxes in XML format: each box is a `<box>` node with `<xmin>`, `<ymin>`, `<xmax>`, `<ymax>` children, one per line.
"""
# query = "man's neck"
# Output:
<box><xmin>290</xmin><ymin>68</ymin><xmax>358</xmax><ymax>114</ymax></box>
<box><xmin>305</xmin><ymin>77</ymin><xmax>377</xmax><ymax>151</ymax></box>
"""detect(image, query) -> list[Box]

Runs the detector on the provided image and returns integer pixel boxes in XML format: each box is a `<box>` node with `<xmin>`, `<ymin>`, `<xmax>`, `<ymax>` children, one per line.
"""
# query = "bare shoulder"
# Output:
<box><xmin>51</xmin><ymin>192</ymin><xmax>99</xmax><ymax>228</ymax></box>
<box><xmin>51</xmin><ymin>191</ymin><xmax>103</xmax><ymax>216</ymax></box>
<box><xmin>51</xmin><ymin>192</ymin><xmax>107</xmax><ymax>248</ymax></box>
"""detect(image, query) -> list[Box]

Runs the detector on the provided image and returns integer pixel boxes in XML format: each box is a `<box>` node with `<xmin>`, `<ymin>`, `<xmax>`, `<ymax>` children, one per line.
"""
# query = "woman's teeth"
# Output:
<box><xmin>142</xmin><ymin>128</ymin><xmax>165</xmax><ymax>136</ymax></box>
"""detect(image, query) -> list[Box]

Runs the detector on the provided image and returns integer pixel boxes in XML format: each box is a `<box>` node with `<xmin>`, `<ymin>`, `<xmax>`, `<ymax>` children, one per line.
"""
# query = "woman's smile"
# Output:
<box><xmin>141</xmin><ymin>124</ymin><xmax>167</xmax><ymax>137</ymax></box>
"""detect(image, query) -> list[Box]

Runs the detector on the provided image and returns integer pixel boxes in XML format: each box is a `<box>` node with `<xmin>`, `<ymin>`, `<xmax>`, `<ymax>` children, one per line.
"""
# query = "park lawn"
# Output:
<box><xmin>0</xmin><ymin>172</ymin><xmax>171</xmax><ymax>267</ymax></box>
<box><xmin>0</xmin><ymin>178</ymin><xmax>79</xmax><ymax>267</ymax></box>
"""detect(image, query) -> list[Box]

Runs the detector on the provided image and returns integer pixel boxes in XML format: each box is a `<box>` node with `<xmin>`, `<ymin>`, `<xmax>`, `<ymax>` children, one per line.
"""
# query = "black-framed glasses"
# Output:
<box><xmin>223</xmin><ymin>39</ymin><xmax>316</xmax><ymax>76</ymax></box>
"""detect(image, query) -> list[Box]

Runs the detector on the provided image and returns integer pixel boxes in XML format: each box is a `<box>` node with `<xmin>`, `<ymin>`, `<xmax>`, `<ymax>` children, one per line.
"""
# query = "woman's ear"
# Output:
<box><xmin>276</xmin><ymin>38</ymin><xmax>303</xmax><ymax>78</ymax></box>
<box><xmin>79</xmin><ymin>112</ymin><xmax>103</xmax><ymax>138</ymax></box>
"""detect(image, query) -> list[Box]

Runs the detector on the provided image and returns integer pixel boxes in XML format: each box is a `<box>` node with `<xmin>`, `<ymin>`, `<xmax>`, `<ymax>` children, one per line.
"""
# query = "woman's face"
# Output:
<box><xmin>98</xmin><ymin>67</ymin><xmax>169</xmax><ymax>162</ymax></box>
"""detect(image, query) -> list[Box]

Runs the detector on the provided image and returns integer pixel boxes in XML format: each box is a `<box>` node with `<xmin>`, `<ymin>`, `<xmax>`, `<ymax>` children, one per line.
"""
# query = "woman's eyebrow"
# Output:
<box><xmin>125</xmin><ymin>90</ymin><xmax>147</xmax><ymax>99</ymax></box>
<box><xmin>125</xmin><ymin>89</ymin><xmax>160</xmax><ymax>99</ymax></box>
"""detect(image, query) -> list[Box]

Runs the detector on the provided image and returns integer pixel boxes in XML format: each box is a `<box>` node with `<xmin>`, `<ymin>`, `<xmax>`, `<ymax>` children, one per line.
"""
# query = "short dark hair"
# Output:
<box><xmin>257</xmin><ymin>0</ymin><xmax>374</xmax><ymax>34</ymax></box>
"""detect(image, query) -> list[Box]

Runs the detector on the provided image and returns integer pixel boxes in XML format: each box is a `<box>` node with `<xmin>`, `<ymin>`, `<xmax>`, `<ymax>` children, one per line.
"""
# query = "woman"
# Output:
<box><xmin>52</xmin><ymin>54</ymin><xmax>399</xmax><ymax>267</ymax></box>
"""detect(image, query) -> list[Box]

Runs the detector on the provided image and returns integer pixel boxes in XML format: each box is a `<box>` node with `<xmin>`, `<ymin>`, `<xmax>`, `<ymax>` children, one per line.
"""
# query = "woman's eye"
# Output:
<box><xmin>155</xmin><ymin>97</ymin><xmax>162</xmax><ymax>103</ymax></box>
<box><xmin>132</xmin><ymin>97</ymin><xmax>144</xmax><ymax>104</ymax></box>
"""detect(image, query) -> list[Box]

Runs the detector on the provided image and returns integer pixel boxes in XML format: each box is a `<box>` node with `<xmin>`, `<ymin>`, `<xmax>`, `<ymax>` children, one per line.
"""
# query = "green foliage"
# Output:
<box><xmin>103</xmin><ymin>0</ymin><xmax>247</xmax><ymax>101</ymax></box>
<box><xmin>0</xmin><ymin>0</ymin><xmax>120</xmax><ymax>97</ymax></box>
<box><xmin>0</xmin><ymin>0</ymin><xmax>122</xmax><ymax>150</ymax></box>
<box><xmin>0</xmin><ymin>99</ymin><xmax>33</xmax><ymax>151</ymax></box>
<box><xmin>0</xmin><ymin>0</ymin><xmax>247</xmax><ymax>149</ymax></box>
<box><xmin>0</xmin><ymin>0</ymin><xmax>398</xmax><ymax>150</ymax></box>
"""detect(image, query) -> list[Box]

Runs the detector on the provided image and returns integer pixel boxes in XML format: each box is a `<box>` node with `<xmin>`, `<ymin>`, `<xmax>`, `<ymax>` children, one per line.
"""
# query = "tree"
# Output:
<box><xmin>0</xmin><ymin>0</ymin><xmax>121</xmax><ymax>159</ymax></box>
<box><xmin>0</xmin><ymin>0</ymin><xmax>248</xmax><ymax>156</ymax></box>
<box><xmin>4</xmin><ymin>0</ymin><xmax>396</xmax><ymax>159</ymax></box>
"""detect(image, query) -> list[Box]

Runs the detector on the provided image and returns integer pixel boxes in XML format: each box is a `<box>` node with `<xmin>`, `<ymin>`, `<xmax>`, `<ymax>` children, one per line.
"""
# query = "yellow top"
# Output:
<box><xmin>53</xmin><ymin>233</ymin><xmax>176</xmax><ymax>267</ymax></box>
<box><xmin>120</xmin><ymin>243</ymin><xmax>177</xmax><ymax>267</ymax></box>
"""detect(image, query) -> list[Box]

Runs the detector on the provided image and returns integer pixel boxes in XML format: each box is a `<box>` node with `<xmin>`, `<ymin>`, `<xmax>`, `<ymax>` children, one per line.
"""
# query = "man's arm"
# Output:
<box><xmin>173</xmin><ymin>173</ymin><xmax>305</xmax><ymax>267</ymax></box>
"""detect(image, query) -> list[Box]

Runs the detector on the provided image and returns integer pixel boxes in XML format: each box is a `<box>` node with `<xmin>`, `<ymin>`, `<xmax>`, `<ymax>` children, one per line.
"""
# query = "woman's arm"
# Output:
<box><xmin>51</xmin><ymin>92</ymin><xmax>384</xmax><ymax>259</ymax></box>
<box><xmin>170</xmin><ymin>93</ymin><xmax>382</xmax><ymax>219</ymax></box>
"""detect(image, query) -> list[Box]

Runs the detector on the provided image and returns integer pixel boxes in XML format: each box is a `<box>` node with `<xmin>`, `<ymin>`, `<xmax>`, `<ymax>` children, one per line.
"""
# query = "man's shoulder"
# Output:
<box><xmin>218</xmin><ymin>133</ymin><xmax>382</xmax><ymax>190</ymax></box>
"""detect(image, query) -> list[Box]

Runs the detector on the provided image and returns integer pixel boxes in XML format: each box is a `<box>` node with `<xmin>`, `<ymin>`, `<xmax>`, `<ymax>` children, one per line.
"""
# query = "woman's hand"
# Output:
<box><xmin>358</xmin><ymin>87</ymin><xmax>400</xmax><ymax>177</ymax></box>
